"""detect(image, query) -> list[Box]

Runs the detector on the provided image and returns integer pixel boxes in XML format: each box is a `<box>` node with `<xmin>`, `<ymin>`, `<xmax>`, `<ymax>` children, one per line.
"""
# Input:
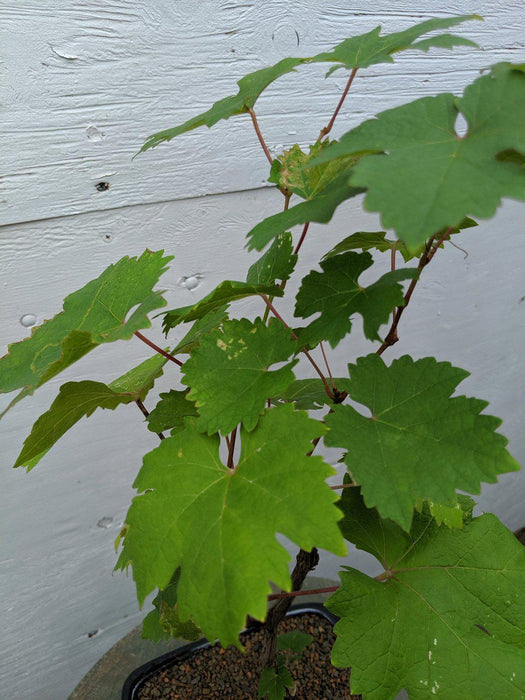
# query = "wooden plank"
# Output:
<box><xmin>2</xmin><ymin>1</ymin><xmax>523</xmax><ymax>225</ymax></box>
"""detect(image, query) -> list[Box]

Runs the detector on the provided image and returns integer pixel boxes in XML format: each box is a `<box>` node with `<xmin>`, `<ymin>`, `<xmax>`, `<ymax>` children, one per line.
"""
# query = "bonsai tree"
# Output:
<box><xmin>2</xmin><ymin>14</ymin><xmax>524</xmax><ymax>699</ymax></box>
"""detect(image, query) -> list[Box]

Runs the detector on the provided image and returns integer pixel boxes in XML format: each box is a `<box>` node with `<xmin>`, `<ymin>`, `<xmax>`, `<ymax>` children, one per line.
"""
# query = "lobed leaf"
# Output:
<box><xmin>141</xmin><ymin>58</ymin><xmax>305</xmax><ymax>152</ymax></box>
<box><xmin>325</xmin><ymin>354</ymin><xmax>520</xmax><ymax>530</ymax></box>
<box><xmin>311</xmin><ymin>64</ymin><xmax>525</xmax><ymax>249</ymax></box>
<box><xmin>247</xmin><ymin>172</ymin><xmax>364</xmax><ymax>251</ymax></box>
<box><xmin>116</xmin><ymin>406</ymin><xmax>346</xmax><ymax>646</ymax></box>
<box><xmin>182</xmin><ymin>317</ymin><xmax>297</xmax><ymax>435</ymax></box>
<box><xmin>269</xmin><ymin>141</ymin><xmax>357</xmax><ymax>201</ymax></box>
<box><xmin>0</xmin><ymin>251</ymin><xmax>171</xmax><ymax>412</ymax></box>
<box><xmin>311</xmin><ymin>15</ymin><xmax>480</xmax><ymax>73</ymax></box>
<box><xmin>246</xmin><ymin>233</ymin><xmax>297</xmax><ymax>286</ymax></box>
<box><xmin>327</xmin><ymin>513</ymin><xmax>525</xmax><ymax>699</ymax></box>
<box><xmin>146</xmin><ymin>389</ymin><xmax>198</xmax><ymax>435</ymax></box>
<box><xmin>13</xmin><ymin>354</ymin><xmax>167</xmax><ymax>471</ymax></box>
<box><xmin>171</xmin><ymin>307</ymin><xmax>229</xmax><ymax>355</ymax></box>
<box><xmin>162</xmin><ymin>281</ymin><xmax>282</xmax><ymax>335</ymax></box>
<box><xmin>295</xmin><ymin>251</ymin><xmax>417</xmax><ymax>348</ymax></box>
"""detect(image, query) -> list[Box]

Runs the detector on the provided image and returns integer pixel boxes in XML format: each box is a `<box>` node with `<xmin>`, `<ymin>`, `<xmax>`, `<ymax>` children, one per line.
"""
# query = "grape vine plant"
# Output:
<box><xmin>2</xmin><ymin>14</ymin><xmax>525</xmax><ymax>700</ymax></box>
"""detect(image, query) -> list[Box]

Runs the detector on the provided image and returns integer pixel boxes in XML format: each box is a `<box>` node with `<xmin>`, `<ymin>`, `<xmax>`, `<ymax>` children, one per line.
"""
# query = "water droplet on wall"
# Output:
<box><xmin>20</xmin><ymin>314</ymin><xmax>37</xmax><ymax>327</ymax></box>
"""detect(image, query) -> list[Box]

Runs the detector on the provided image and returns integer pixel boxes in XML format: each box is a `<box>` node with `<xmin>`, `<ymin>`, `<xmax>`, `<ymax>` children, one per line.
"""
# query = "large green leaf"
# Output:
<box><xmin>116</xmin><ymin>406</ymin><xmax>346</xmax><ymax>646</ymax></box>
<box><xmin>146</xmin><ymin>389</ymin><xmax>198</xmax><ymax>435</ymax></box>
<box><xmin>269</xmin><ymin>142</ymin><xmax>357</xmax><ymax>200</ymax></box>
<box><xmin>171</xmin><ymin>307</ymin><xmax>228</xmax><ymax>355</ymax></box>
<box><xmin>0</xmin><ymin>251</ymin><xmax>171</xmax><ymax>410</ymax></box>
<box><xmin>312</xmin><ymin>64</ymin><xmax>525</xmax><ymax>249</ymax></box>
<box><xmin>13</xmin><ymin>354</ymin><xmax>167</xmax><ymax>471</ymax></box>
<box><xmin>140</xmin><ymin>58</ymin><xmax>305</xmax><ymax>152</ymax></box>
<box><xmin>246</xmin><ymin>233</ymin><xmax>297</xmax><ymax>286</ymax></box>
<box><xmin>325</xmin><ymin>354</ymin><xmax>520</xmax><ymax>530</ymax></box>
<box><xmin>322</xmin><ymin>218</ymin><xmax>478</xmax><ymax>263</ymax></box>
<box><xmin>326</xmin><ymin>513</ymin><xmax>525</xmax><ymax>699</ymax></box>
<box><xmin>247</xmin><ymin>172</ymin><xmax>364</xmax><ymax>251</ymax></box>
<box><xmin>295</xmin><ymin>252</ymin><xmax>417</xmax><ymax>348</ymax></box>
<box><xmin>161</xmin><ymin>281</ymin><xmax>282</xmax><ymax>335</ymax></box>
<box><xmin>182</xmin><ymin>318</ymin><xmax>297</xmax><ymax>435</ymax></box>
<box><xmin>311</xmin><ymin>15</ymin><xmax>480</xmax><ymax>74</ymax></box>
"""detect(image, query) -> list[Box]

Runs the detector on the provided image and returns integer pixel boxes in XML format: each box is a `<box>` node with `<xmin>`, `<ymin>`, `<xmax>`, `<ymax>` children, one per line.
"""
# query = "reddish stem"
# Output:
<box><xmin>330</xmin><ymin>482</ymin><xmax>357</xmax><ymax>490</ymax></box>
<box><xmin>134</xmin><ymin>331</ymin><xmax>183</xmax><ymax>367</ymax></box>
<box><xmin>268</xmin><ymin>585</ymin><xmax>339</xmax><ymax>601</ymax></box>
<box><xmin>318</xmin><ymin>67</ymin><xmax>358</xmax><ymax>141</ymax></box>
<box><xmin>248</xmin><ymin>107</ymin><xmax>273</xmax><ymax>166</ymax></box>
<box><xmin>227</xmin><ymin>426</ymin><xmax>237</xmax><ymax>468</ymax></box>
<box><xmin>135</xmin><ymin>398</ymin><xmax>165</xmax><ymax>441</ymax></box>
<box><xmin>293</xmin><ymin>222</ymin><xmax>310</xmax><ymax>255</ymax></box>
<box><xmin>320</xmin><ymin>341</ymin><xmax>335</xmax><ymax>389</ymax></box>
<box><xmin>259</xmin><ymin>294</ymin><xmax>334</xmax><ymax>399</ymax></box>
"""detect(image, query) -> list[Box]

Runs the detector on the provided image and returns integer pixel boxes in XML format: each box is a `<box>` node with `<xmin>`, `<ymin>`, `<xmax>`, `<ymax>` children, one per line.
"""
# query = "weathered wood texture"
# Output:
<box><xmin>1</xmin><ymin>2</ymin><xmax>524</xmax><ymax>699</ymax></box>
<box><xmin>2</xmin><ymin>1</ymin><xmax>524</xmax><ymax>225</ymax></box>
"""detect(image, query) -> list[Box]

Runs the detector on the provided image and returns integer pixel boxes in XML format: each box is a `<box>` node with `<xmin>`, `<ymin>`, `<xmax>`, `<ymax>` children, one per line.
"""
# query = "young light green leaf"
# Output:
<box><xmin>327</xmin><ymin>514</ymin><xmax>525</xmax><ymax>699</ymax></box>
<box><xmin>0</xmin><ymin>251</ymin><xmax>171</xmax><ymax>409</ymax></box>
<box><xmin>116</xmin><ymin>406</ymin><xmax>346</xmax><ymax>646</ymax></box>
<box><xmin>171</xmin><ymin>307</ymin><xmax>228</xmax><ymax>355</ymax></box>
<box><xmin>247</xmin><ymin>172</ymin><xmax>364</xmax><ymax>251</ymax></box>
<box><xmin>162</xmin><ymin>281</ymin><xmax>282</xmax><ymax>335</ymax></box>
<box><xmin>295</xmin><ymin>251</ymin><xmax>417</xmax><ymax>348</ymax></box>
<box><xmin>269</xmin><ymin>142</ymin><xmax>357</xmax><ymax>200</ymax></box>
<box><xmin>146</xmin><ymin>390</ymin><xmax>198</xmax><ymax>435</ymax></box>
<box><xmin>427</xmin><ymin>495</ymin><xmax>475</xmax><ymax>529</ymax></box>
<box><xmin>141</xmin><ymin>58</ymin><xmax>305</xmax><ymax>152</ymax></box>
<box><xmin>312</xmin><ymin>65</ymin><xmax>525</xmax><ymax>249</ymax></box>
<box><xmin>182</xmin><ymin>318</ymin><xmax>297</xmax><ymax>435</ymax></box>
<box><xmin>325</xmin><ymin>354</ymin><xmax>520</xmax><ymax>530</ymax></box>
<box><xmin>311</xmin><ymin>15</ymin><xmax>480</xmax><ymax>73</ymax></box>
<box><xmin>13</xmin><ymin>353</ymin><xmax>167</xmax><ymax>471</ymax></box>
<box><xmin>246</xmin><ymin>233</ymin><xmax>297</xmax><ymax>286</ymax></box>
<box><xmin>258</xmin><ymin>664</ymin><xmax>294</xmax><ymax>700</ymax></box>
<box><xmin>276</xmin><ymin>630</ymin><xmax>313</xmax><ymax>653</ymax></box>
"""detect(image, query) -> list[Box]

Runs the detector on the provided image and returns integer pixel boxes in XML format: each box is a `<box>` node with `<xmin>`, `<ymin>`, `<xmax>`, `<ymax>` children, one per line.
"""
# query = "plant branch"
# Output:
<box><xmin>248</xmin><ymin>107</ymin><xmax>273</xmax><ymax>166</ymax></box>
<box><xmin>330</xmin><ymin>482</ymin><xmax>358</xmax><ymax>490</ymax></box>
<box><xmin>259</xmin><ymin>294</ymin><xmax>334</xmax><ymax>399</ymax></box>
<box><xmin>134</xmin><ymin>331</ymin><xmax>183</xmax><ymax>367</ymax></box>
<box><xmin>227</xmin><ymin>427</ymin><xmax>237</xmax><ymax>468</ymax></box>
<box><xmin>268</xmin><ymin>585</ymin><xmax>338</xmax><ymax>601</ymax></box>
<box><xmin>293</xmin><ymin>222</ymin><xmax>310</xmax><ymax>256</ymax></box>
<box><xmin>320</xmin><ymin>341</ymin><xmax>335</xmax><ymax>389</ymax></box>
<box><xmin>318</xmin><ymin>67</ymin><xmax>358</xmax><ymax>141</ymax></box>
<box><xmin>135</xmin><ymin>398</ymin><xmax>165</xmax><ymax>441</ymax></box>
<box><xmin>376</xmin><ymin>234</ymin><xmax>442</xmax><ymax>356</ymax></box>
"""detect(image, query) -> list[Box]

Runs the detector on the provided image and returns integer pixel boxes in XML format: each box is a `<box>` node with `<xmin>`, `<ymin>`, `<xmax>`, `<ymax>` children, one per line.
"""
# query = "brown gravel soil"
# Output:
<box><xmin>134</xmin><ymin>610</ymin><xmax>360</xmax><ymax>699</ymax></box>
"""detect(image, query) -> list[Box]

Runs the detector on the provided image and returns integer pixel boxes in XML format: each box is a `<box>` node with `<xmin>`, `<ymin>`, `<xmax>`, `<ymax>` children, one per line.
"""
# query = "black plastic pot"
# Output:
<box><xmin>121</xmin><ymin>602</ymin><xmax>338</xmax><ymax>699</ymax></box>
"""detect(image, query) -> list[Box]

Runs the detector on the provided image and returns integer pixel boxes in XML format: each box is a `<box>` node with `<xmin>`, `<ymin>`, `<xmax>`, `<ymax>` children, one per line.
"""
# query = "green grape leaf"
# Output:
<box><xmin>295</xmin><ymin>251</ymin><xmax>417</xmax><ymax>348</ymax></box>
<box><xmin>141</xmin><ymin>58</ymin><xmax>305</xmax><ymax>152</ymax></box>
<box><xmin>246</xmin><ymin>233</ymin><xmax>297</xmax><ymax>286</ymax></box>
<box><xmin>276</xmin><ymin>630</ymin><xmax>313</xmax><ymax>653</ymax></box>
<box><xmin>312</xmin><ymin>64</ymin><xmax>525</xmax><ymax>249</ymax></box>
<box><xmin>162</xmin><ymin>281</ymin><xmax>282</xmax><ymax>335</ymax></box>
<box><xmin>310</xmin><ymin>16</ymin><xmax>480</xmax><ymax>73</ymax></box>
<box><xmin>247</xmin><ymin>172</ymin><xmax>365</xmax><ymax>251</ymax></box>
<box><xmin>269</xmin><ymin>142</ymin><xmax>357</xmax><ymax>200</ymax></box>
<box><xmin>325</xmin><ymin>354</ymin><xmax>520</xmax><ymax>530</ymax></box>
<box><xmin>426</xmin><ymin>495</ymin><xmax>475</xmax><ymax>529</ymax></box>
<box><xmin>13</xmin><ymin>353</ymin><xmax>167</xmax><ymax>471</ymax></box>
<box><xmin>146</xmin><ymin>390</ymin><xmax>198</xmax><ymax>435</ymax></box>
<box><xmin>182</xmin><ymin>318</ymin><xmax>298</xmax><ymax>435</ymax></box>
<box><xmin>258</xmin><ymin>664</ymin><xmax>294</xmax><ymax>700</ymax></box>
<box><xmin>171</xmin><ymin>307</ymin><xmax>228</xmax><ymax>355</ymax></box>
<box><xmin>326</xmin><ymin>513</ymin><xmax>525</xmax><ymax>699</ymax></box>
<box><xmin>116</xmin><ymin>406</ymin><xmax>346</xmax><ymax>646</ymax></box>
<box><xmin>271</xmin><ymin>378</ymin><xmax>332</xmax><ymax>410</ymax></box>
<box><xmin>0</xmin><ymin>251</ymin><xmax>171</xmax><ymax>410</ymax></box>
<box><xmin>143</xmin><ymin>570</ymin><xmax>202</xmax><ymax>642</ymax></box>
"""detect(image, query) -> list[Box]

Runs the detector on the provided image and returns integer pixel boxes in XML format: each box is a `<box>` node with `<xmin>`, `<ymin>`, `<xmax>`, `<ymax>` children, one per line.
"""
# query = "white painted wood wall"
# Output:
<box><xmin>1</xmin><ymin>3</ymin><xmax>524</xmax><ymax>698</ymax></box>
